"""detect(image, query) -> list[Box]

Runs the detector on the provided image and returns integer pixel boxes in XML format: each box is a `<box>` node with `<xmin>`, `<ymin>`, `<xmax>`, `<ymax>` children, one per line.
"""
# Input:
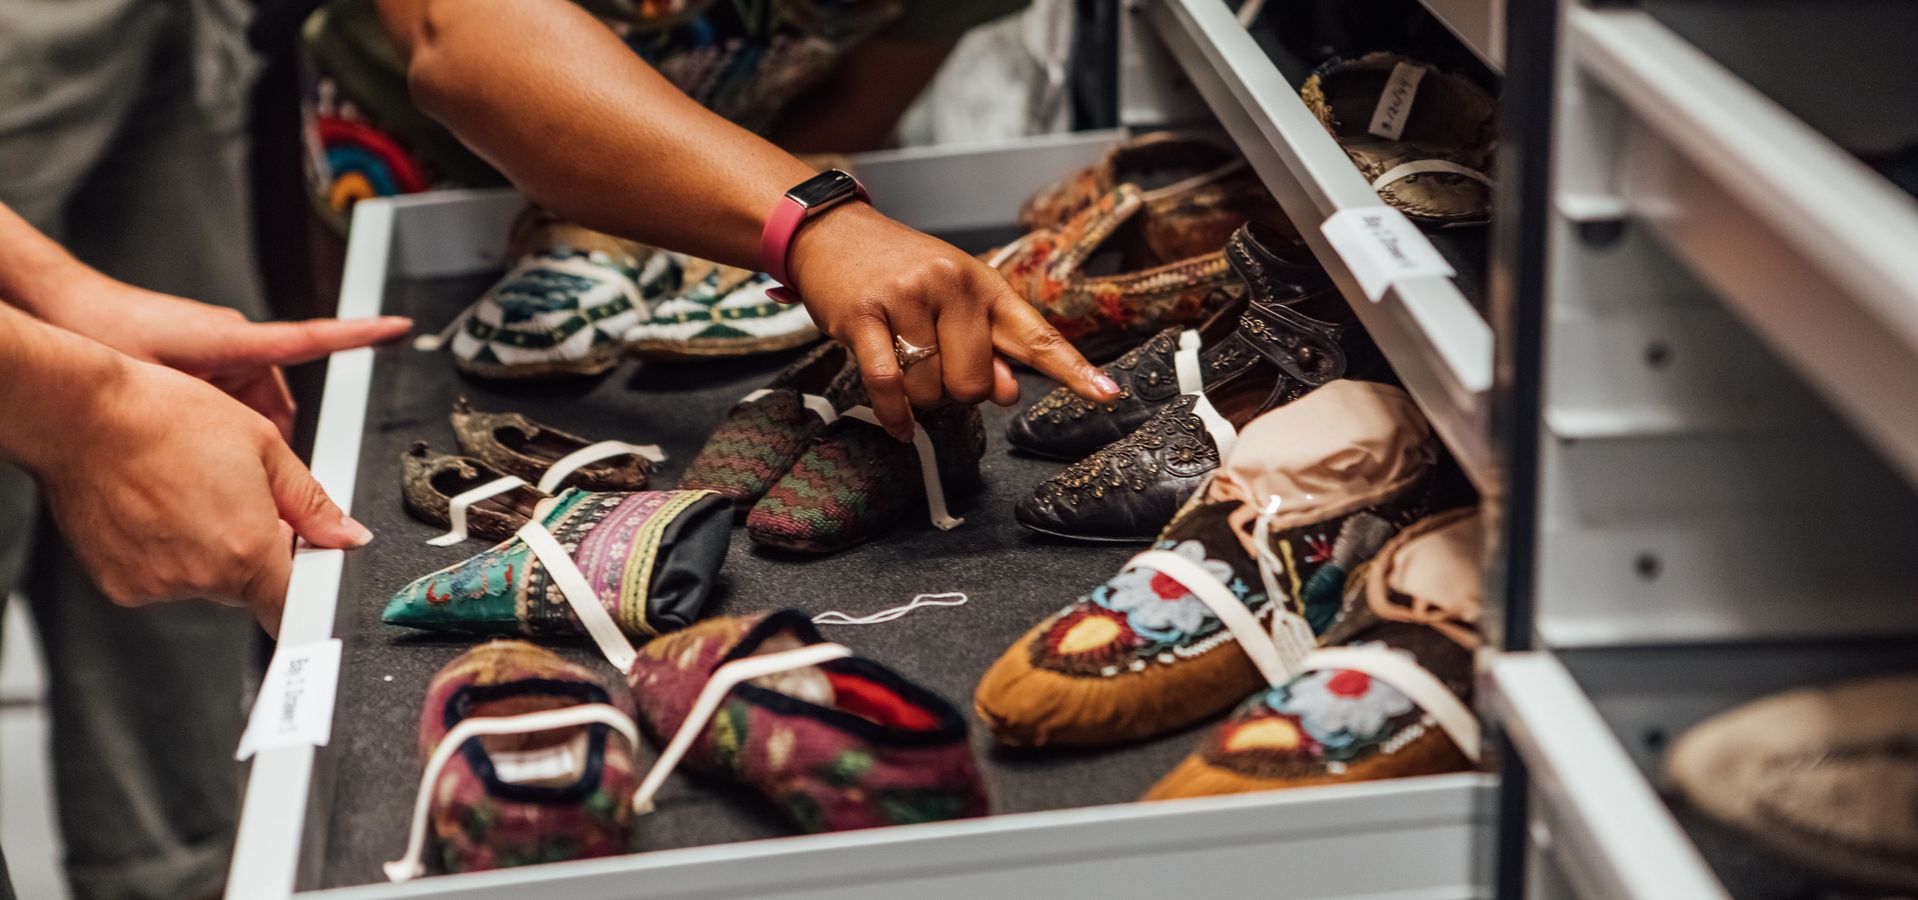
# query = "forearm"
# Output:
<box><xmin>0</xmin><ymin>303</ymin><xmax>123</xmax><ymax>471</ymax></box>
<box><xmin>382</xmin><ymin>0</ymin><xmax>822</xmax><ymax>268</ymax></box>
<box><xmin>0</xmin><ymin>201</ymin><xmax>101</xmax><ymax>320</ymax></box>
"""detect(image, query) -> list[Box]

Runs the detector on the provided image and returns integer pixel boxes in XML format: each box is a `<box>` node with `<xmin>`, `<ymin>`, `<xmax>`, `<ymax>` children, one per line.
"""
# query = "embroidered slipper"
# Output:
<box><xmin>1666</xmin><ymin>674</ymin><xmax>1918</xmax><ymax>894</ymax></box>
<box><xmin>991</xmin><ymin>177</ymin><xmax>1286</xmax><ymax>362</ymax></box>
<box><xmin>625</xmin><ymin>610</ymin><xmax>988</xmax><ymax>832</ymax></box>
<box><xmin>1018</xmin><ymin>131</ymin><xmax>1247</xmax><ymax>232</ymax></box>
<box><xmin>417</xmin><ymin>207</ymin><xmax>651</xmax><ymax>379</ymax></box>
<box><xmin>384</xmin><ymin>640</ymin><xmax>641</xmax><ymax>881</ymax></box>
<box><xmin>382</xmin><ymin>488</ymin><xmax>730</xmax><ymax>641</ymax></box>
<box><xmin>974</xmin><ymin>381</ymin><xmax>1437</xmax><ymax>748</ymax></box>
<box><xmin>624</xmin><ymin>255</ymin><xmax>822</xmax><ymax>360</ymax></box>
<box><xmin>451</xmin><ymin>397</ymin><xmax>662</xmax><ymax>493</ymax></box>
<box><xmin>746</xmin><ymin>399</ymin><xmax>985</xmax><ymax>555</ymax></box>
<box><xmin>401</xmin><ymin>442</ymin><xmax>548</xmax><ymax>545</ymax></box>
<box><xmin>678</xmin><ymin>341</ymin><xmax>861</xmax><ymax>508</ymax></box>
<box><xmin>1144</xmin><ymin>508</ymin><xmax>1483</xmax><ymax>800</ymax></box>
<box><xmin>1300</xmin><ymin>53</ymin><xmax>1497</xmax><ymax>225</ymax></box>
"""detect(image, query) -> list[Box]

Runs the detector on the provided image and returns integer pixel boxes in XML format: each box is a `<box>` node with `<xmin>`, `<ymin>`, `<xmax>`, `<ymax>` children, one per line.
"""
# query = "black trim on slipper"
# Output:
<box><xmin>445</xmin><ymin>678</ymin><xmax>615</xmax><ymax>805</ymax></box>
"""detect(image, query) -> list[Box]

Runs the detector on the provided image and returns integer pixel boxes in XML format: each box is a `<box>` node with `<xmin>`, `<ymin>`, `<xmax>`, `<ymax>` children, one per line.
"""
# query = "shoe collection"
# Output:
<box><xmin>376</xmin><ymin>128</ymin><xmax>1504</xmax><ymax>882</ymax></box>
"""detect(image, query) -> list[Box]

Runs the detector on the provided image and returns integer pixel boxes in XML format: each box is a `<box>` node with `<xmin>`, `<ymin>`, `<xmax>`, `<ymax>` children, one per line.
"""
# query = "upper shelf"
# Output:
<box><xmin>1417</xmin><ymin>0</ymin><xmax>1504</xmax><ymax>72</ymax></box>
<box><xmin>1141</xmin><ymin>0</ymin><xmax>1498</xmax><ymax>492</ymax></box>
<box><xmin>1567</xmin><ymin>7</ymin><xmax>1918</xmax><ymax>488</ymax></box>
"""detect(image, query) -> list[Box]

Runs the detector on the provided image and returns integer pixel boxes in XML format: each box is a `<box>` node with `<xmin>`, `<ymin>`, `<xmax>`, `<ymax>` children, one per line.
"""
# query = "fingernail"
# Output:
<box><xmin>1093</xmin><ymin>373</ymin><xmax>1121</xmax><ymax>397</ymax></box>
<box><xmin>343</xmin><ymin>517</ymin><xmax>375</xmax><ymax>548</ymax></box>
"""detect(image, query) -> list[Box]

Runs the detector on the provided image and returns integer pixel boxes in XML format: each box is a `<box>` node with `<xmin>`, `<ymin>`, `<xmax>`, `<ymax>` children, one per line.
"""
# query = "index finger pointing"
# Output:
<box><xmin>236</xmin><ymin>316</ymin><xmax>415</xmax><ymax>366</ymax></box>
<box><xmin>988</xmin><ymin>287</ymin><xmax>1119</xmax><ymax>403</ymax></box>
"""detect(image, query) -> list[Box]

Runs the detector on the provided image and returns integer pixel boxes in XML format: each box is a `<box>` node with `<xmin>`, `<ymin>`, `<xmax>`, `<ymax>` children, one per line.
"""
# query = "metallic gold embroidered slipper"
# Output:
<box><xmin>451</xmin><ymin>397</ymin><xmax>658</xmax><ymax>492</ymax></box>
<box><xmin>1018</xmin><ymin>131</ymin><xmax>1247</xmax><ymax>232</ymax></box>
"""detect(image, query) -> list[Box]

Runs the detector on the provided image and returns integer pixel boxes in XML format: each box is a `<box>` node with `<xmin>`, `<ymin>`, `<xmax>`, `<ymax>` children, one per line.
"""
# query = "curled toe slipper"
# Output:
<box><xmin>387</xmin><ymin>640</ymin><xmax>640</xmax><ymax>880</ymax></box>
<box><xmin>400</xmin><ymin>442</ymin><xmax>547</xmax><ymax>543</ymax></box>
<box><xmin>452</xmin><ymin>397</ymin><xmax>659</xmax><ymax>493</ymax></box>
<box><xmin>383</xmin><ymin>488</ymin><xmax>730</xmax><ymax>640</ymax></box>
<box><xmin>678</xmin><ymin>341</ymin><xmax>861</xmax><ymax>507</ymax></box>
<box><xmin>1018</xmin><ymin>130</ymin><xmax>1246</xmax><ymax>232</ymax></box>
<box><xmin>626</xmin><ymin>610</ymin><xmax>988</xmax><ymax>832</ymax></box>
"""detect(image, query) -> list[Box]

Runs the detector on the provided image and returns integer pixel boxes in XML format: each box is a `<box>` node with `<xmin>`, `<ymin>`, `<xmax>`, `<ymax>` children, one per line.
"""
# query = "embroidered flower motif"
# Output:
<box><xmin>1095</xmin><ymin>540</ymin><xmax>1239</xmax><ymax>641</ymax></box>
<box><xmin>1267</xmin><ymin>643</ymin><xmax>1417</xmax><ymax>750</ymax></box>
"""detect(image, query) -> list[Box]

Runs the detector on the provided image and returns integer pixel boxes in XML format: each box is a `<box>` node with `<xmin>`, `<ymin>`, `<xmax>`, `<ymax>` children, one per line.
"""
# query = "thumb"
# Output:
<box><xmin>262</xmin><ymin>441</ymin><xmax>373</xmax><ymax>549</ymax></box>
<box><xmin>231</xmin><ymin>316</ymin><xmax>414</xmax><ymax>367</ymax></box>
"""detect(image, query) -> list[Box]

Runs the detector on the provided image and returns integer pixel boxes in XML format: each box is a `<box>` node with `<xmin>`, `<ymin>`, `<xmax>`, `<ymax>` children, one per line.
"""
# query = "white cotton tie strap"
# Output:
<box><xmin>1188</xmin><ymin>392</ymin><xmax>1239</xmax><ymax>459</ymax></box>
<box><xmin>517</xmin><ymin>522</ymin><xmax>638</xmax><ymax>672</ymax></box>
<box><xmin>840</xmin><ymin>406</ymin><xmax>963</xmax><ymax>530</ymax></box>
<box><xmin>741</xmin><ymin>388</ymin><xmax>838</xmax><ymax>425</ymax></box>
<box><xmin>1371</xmin><ymin>158</ymin><xmax>1494</xmax><ymax>191</ymax></box>
<box><xmin>1250</xmin><ymin>496</ymin><xmax>1321</xmax><ymax>671</ymax></box>
<box><xmin>384</xmin><ymin>703</ymin><xmax>640</xmax><ymax>883</ymax></box>
<box><xmin>1297</xmin><ymin>646</ymin><xmax>1480</xmax><ymax>763</ymax></box>
<box><xmin>813</xmin><ymin>592</ymin><xmax>968</xmax><ymax>626</ymax></box>
<box><xmin>1125</xmin><ymin>550</ymin><xmax>1295</xmax><ymax>687</ymax></box>
<box><xmin>427</xmin><ymin>476</ymin><xmax>532</xmax><ymax>546</ymax></box>
<box><xmin>630</xmin><ymin>643</ymin><xmax>853</xmax><ymax>814</ymax></box>
<box><xmin>1174</xmin><ymin>329</ymin><xmax>1206</xmax><ymax>396</ymax></box>
<box><xmin>537</xmin><ymin>440</ymin><xmax>668</xmax><ymax>494</ymax></box>
<box><xmin>411</xmin><ymin>303</ymin><xmax>475</xmax><ymax>352</ymax></box>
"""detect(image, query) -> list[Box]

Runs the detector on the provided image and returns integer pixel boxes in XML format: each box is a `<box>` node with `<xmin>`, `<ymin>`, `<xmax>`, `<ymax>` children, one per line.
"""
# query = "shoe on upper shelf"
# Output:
<box><xmin>451</xmin><ymin>397</ymin><xmax>656</xmax><ymax>492</ymax></box>
<box><xmin>1300</xmin><ymin>52</ymin><xmax>1497</xmax><ymax>225</ymax></box>
<box><xmin>1005</xmin><ymin>221</ymin><xmax>1333</xmax><ymax>462</ymax></box>
<box><xmin>624</xmin><ymin>254</ymin><xmax>822</xmax><ymax>360</ymax></box>
<box><xmin>678</xmin><ymin>341</ymin><xmax>862</xmax><ymax>509</ymax></box>
<box><xmin>991</xmin><ymin>174</ymin><xmax>1289</xmax><ymax>362</ymax></box>
<box><xmin>1013</xmin><ymin>225</ymin><xmax>1377</xmax><ymax>543</ymax></box>
<box><xmin>974</xmin><ymin>380</ymin><xmax>1440</xmax><ymax>748</ymax></box>
<box><xmin>1018</xmin><ymin>130</ymin><xmax>1248</xmax><ymax>232</ymax></box>
<box><xmin>401</xmin><ymin>442</ymin><xmax>548</xmax><ymax>542</ymax></box>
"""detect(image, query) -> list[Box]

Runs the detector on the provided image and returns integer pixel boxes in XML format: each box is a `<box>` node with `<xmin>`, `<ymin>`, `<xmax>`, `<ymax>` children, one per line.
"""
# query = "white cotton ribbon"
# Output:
<box><xmin>1174</xmin><ymin>329</ymin><xmax>1206</xmax><ymax>396</ymax></box>
<box><xmin>384</xmin><ymin>703</ymin><xmax>641</xmax><ymax>883</ymax></box>
<box><xmin>840</xmin><ymin>406</ymin><xmax>964</xmax><ymax>530</ymax></box>
<box><xmin>427</xmin><ymin>476</ymin><xmax>532</xmax><ymax>546</ymax></box>
<box><xmin>1189</xmin><ymin>392</ymin><xmax>1239</xmax><ymax>459</ymax></box>
<box><xmin>1371</xmin><ymin>158</ymin><xmax>1494</xmax><ymax>191</ymax></box>
<box><xmin>629</xmin><ymin>643</ymin><xmax>853</xmax><ymax>815</ymax></box>
<box><xmin>1124</xmin><ymin>549</ymin><xmax>1309</xmax><ymax>687</ymax></box>
<box><xmin>517</xmin><ymin>521</ymin><xmax>638</xmax><ymax>672</ymax></box>
<box><xmin>536</xmin><ymin>440</ymin><xmax>668</xmax><ymax>494</ymax></box>
<box><xmin>1295</xmin><ymin>646</ymin><xmax>1481</xmax><ymax>763</ymax></box>
<box><xmin>812</xmin><ymin>592</ymin><xmax>969</xmax><ymax>626</ymax></box>
<box><xmin>741</xmin><ymin>388</ymin><xmax>839</xmax><ymax>425</ymax></box>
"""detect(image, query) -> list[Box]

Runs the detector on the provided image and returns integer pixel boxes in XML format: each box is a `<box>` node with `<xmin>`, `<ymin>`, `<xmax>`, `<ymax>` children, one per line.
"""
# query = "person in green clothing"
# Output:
<box><xmin>306</xmin><ymin>0</ymin><xmax>1123</xmax><ymax>442</ymax></box>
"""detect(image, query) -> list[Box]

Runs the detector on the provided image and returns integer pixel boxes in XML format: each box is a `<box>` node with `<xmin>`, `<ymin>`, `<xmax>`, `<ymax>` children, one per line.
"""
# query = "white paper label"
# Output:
<box><xmin>1367</xmin><ymin>62</ymin><xmax>1427</xmax><ymax>141</ymax></box>
<box><xmin>1319</xmin><ymin>207</ymin><xmax>1457</xmax><ymax>302</ymax></box>
<box><xmin>236</xmin><ymin>639</ymin><xmax>342</xmax><ymax>760</ymax></box>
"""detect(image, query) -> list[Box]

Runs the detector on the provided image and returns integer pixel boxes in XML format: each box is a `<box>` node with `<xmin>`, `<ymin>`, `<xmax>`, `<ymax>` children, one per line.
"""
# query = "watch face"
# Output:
<box><xmin>787</xmin><ymin>169</ymin><xmax>859</xmax><ymax>211</ymax></box>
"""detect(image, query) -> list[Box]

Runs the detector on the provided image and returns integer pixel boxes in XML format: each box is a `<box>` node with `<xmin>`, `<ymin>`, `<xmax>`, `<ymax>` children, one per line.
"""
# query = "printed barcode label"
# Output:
<box><xmin>1319</xmin><ymin>207</ymin><xmax>1456</xmax><ymax>301</ymax></box>
<box><xmin>236</xmin><ymin>639</ymin><xmax>343</xmax><ymax>760</ymax></box>
<box><xmin>1367</xmin><ymin>62</ymin><xmax>1428</xmax><ymax>141</ymax></box>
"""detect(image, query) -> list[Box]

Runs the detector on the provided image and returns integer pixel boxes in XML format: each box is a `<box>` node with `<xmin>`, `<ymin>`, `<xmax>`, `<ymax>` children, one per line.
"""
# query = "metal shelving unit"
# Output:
<box><xmin>1417</xmin><ymin>0</ymin><xmax>1504</xmax><ymax>71</ymax></box>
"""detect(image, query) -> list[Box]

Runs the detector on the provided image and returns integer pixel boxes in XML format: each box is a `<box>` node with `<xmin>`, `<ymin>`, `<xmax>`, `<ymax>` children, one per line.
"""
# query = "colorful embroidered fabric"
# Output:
<box><xmin>679</xmin><ymin>342</ymin><xmax>860</xmax><ymax>505</ymax></box>
<box><xmin>417</xmin><ymin>641</ymin><xmax>638</xmax><ymax>874</ymax></box>
<box><xmin>626</xmin><ymin>610</ymin><xmax>988</xmax><ymax>832</ymax></box>
<box><xmin>625</xmin><ymin>255</ymin><xmax>822</xmax><ymax>359</ymax></box>
<box><xmin>1017</xmin><ymin>131</ymin><xmax>1243</xmax><ymax>232</ymax></box>
<box><xmin>384</xmin><ymin>488</ymin><xmax>730</xmax><ymax>640</ymax></box>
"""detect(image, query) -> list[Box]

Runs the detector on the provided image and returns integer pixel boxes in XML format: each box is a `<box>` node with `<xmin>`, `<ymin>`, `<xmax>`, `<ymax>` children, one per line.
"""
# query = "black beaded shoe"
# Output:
<box><xmin>1005</xmin><ymin>223</ymin><xmax>1333</xmax><ymax>461</ymax></box>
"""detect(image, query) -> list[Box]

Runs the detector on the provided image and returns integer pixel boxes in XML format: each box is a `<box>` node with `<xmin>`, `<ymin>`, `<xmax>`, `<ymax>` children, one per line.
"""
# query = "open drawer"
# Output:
<box><xmin>226</xmin><ymin>137</ymin><xmax>1494</xmax><ymax>899</ymax></box>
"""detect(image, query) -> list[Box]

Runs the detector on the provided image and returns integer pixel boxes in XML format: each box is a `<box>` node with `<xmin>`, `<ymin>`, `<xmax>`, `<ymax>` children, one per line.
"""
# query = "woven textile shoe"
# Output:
<box><xmin>452</xmin><ymin>397</ymin><xmax>655</xmax><ymax>492</ymax></box>
<box><xmin>1300</xmin><ymin>53</ymin><xmax>1497</xmax><ymax>224</ymax></box>
<box><xmin>975</xmin><ymin>381</ymin><xmax>1438</xmax><ymax>748</ymax></box>
<box><xmin>383</xmin><ymin>488</ymin><xmax>731</xmax><ymax>640</ymax></box>
<box><xmin>626</xmin><ymin>610</ymin><xmax>988</xmax><ymax>832</ymax></box>
<box><xmin>992</xmin><ymin>176</ymin><xmax>1287</xmax><ymax>362</ymax></box>
<box><xmin>401</xmin><ymin>442</ymin><xmax>547</xmax><ymax>542</ymax></box>
<box><xmin>436</xmin><ymin>207</ymin><xmax>650</xmax><ymax>379</ymax></box>
<box><xmin>1006</xmin><ymin>222</ymin><xmax>1332</xmax><ymax>461</ymax></box>
<box><xmin>395</xmin><ymin>641</ymin><xmax>639</xmax><ymax>877</ymax></box>
<box><xmin>1666</xmin><ymin>675</ymin><xmax>1918</xmax><ymax>894</ymax></box>
<box><xmin>625</xmin><ymin>255</ymin><xmax>822</xmax><ymax>360</ymax></box>
<box><xmin>1018</xmin><ymin>131</ymin><xmax>1246</xmax><ymax>232</ymax></box>
<box><xmin>678</xmin><ymin>341</ymin><xmax>861</xmax><ymax>508</ymax></box>
<box><xmin>1145</xmin><ymin>508</ymin><xmax>1482</xmax><ymax>800</ymax></box>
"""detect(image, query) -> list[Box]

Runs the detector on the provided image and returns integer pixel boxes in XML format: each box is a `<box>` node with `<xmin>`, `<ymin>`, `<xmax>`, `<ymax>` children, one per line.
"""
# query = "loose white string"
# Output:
<box><xmin>741</xmin><ymin>388</ymin><xmax>839</xmax><ymax>425</ymax></box>
<box><xmin>1253</xmin><ymin>495</ymin><xmax>1322</xmax><ymax>674</ymax></box>
<box><xmin>536</xmin><ymin>440</ymin><xmax>668</xmax><ymax>494</ymax></box>
<box><xmin>1174</xmin><ymin>329</ymin><xmax>1206</xmax><ymax>396</ymax></box>
<box><xmin>812</xmin><ymin>592</ymin><xmax>968</xmax><ymax>626</ymax></box>
<box><xmin>839</xmin><ymin>406</ymin><xmax>963</xmax><ymax>530</ymax></box>
<box><xmin>630</xmin><ymin>643</ymin><xmax>853</xmax><ymax>814</ymax></box>
<box><xmin>384</xmin><ymin>703</ymin><xmax>640</xmax><ymax>883</ymax></box>
<box><xmin>1296</xmin><ymin>646</ymin><xmax>1481</xmax><ymax>762</ymax></box>
<box><xmin>1125</xmin><ymin>550</ymin><xmax>1296</xmax><ymax>686</ymax></box>
<box><xmin>427</xmin><ymin>476</ymin><xmax>532</xmax><ymax>546</ymax></box>
<box><xmin>411</xmin><ymin>302</ymin><xmax>475</xmax><ymax>352</ymax></box>
<box><xmin>517</xmin><ymin>521</ymin><xmax>638</xmax><ymax>672</ymax></box>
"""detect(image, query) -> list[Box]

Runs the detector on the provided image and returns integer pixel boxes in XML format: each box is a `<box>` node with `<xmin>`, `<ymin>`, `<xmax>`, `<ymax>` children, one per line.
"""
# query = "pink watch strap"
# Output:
<box><xmin>759</xmin><ymin>179</ymin><xmax>870</xmax><ymax>304</ymax></box>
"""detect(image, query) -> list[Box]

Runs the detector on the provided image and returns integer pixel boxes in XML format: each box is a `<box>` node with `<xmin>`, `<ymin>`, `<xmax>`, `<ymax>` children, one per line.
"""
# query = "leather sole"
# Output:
<box><xmin>1014</xmin><ymin>519</ymin><xmax>1156</xmax><ymax>544</ymax></box>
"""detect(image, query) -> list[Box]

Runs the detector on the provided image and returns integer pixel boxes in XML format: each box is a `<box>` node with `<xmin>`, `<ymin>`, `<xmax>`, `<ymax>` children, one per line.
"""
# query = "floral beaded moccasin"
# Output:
<box><xmin>1300</xmin><ymin>53</ymin><xmax>1497</xmax><ymax>225</ymax></box>
<box><xmin>624</xmin><ymin>254</ymin><xmax>822</xmax><ymax>360</ymax></box>
<box><xmin>1005</xmin><ymin>222</ymin><xmax>1333</xmax><ymax>461</ymax></box>
<box><xmin>1144</xmin><ymin>508</ymin><xmax>1483</xmax><ymax>800</ymax></box>
<box><xmin>677</xmin><ymin>341</ymin><xmax>862</xmax><ymax>509</ymax></box>
<box><xmin>401</xmin><ymin>442</ymin><xmax>548</xmax><ymax>543</ymax></box>
<box><xmin>1018</xmin><ymin>131</ymin><xmax>1247</xmax><ymax>232</ymax></box>
<box><xmin>974</xmin><ymin>381</ymin><xmax>1439</xmax><ymax>748</ymax></box>
<box><xmin>385</xmin><ymin>641</ymin><xmax>640</xmax><ymax>881</ymax></box>
<box><xmin>422</xmin><ymin>207</ymin><xmax>651</xmax><ymax>379</ymax></box>
<box><xmin>626</xmin><ymin>610</ymin><xmax>989</xmax><ymax>832</ymax></box>
<box><xmin>451</xmin><ymin>397</ymin><xmax>659</xmax><ymax>493</ymax></box>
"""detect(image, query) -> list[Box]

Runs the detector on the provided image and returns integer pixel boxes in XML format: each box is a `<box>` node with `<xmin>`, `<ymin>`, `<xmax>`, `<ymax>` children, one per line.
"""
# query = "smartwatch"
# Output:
<box><xmin>758</xmin><ymin>169</ymin><xmax>871</xmax><ymax>304</ymax></box>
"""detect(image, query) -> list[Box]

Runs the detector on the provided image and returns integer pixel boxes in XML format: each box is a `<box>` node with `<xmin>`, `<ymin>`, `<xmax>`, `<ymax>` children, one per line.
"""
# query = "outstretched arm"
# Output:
<box><xmin>377</xmin><ymin>0</ymin><xmax>1118</xmax><ymax>439</ymax></box>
